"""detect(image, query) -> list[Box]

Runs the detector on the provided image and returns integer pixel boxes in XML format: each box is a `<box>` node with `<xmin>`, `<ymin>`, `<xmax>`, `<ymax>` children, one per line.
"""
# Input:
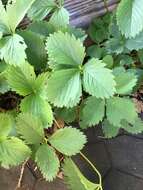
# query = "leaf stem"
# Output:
<box><xmin>15</xmin><ymin>160</ymin><xmax>27</xmax><ymax>189</ymax></box>
<box><xmin>79</xmin><ymin>151</ymin><xmax>103</xmax><ymax>187</ymax></box>
<box><xmin>54</xmin><ymin>118</ymin><xmax>61</xmax><ymax>129</ymax></box>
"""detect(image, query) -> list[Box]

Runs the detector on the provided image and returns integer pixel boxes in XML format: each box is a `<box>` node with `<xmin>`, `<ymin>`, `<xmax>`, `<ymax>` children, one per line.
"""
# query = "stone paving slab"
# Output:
<box><xmin>34</xmin><ymin>179</ymin><xmax>67</xmax><ymax>190</ymax></box>
<box><xmin>103</xmin><ymin>169</ymin><xmax>143</xmax><ymax>190</ymax></box>
<box><xmin>106</xmin><ymin>135</ymin><xmax>143</xmax><ymax>178</ymax></box>
<box><xmin>0</xmin><ymin>167</ymin><xmax>20</xmax><ymax>190</ymax></box>
<box><xmin>21</xmin><ymin>166</ymin><xmax>36</xmax><ymax>190</ymax></box>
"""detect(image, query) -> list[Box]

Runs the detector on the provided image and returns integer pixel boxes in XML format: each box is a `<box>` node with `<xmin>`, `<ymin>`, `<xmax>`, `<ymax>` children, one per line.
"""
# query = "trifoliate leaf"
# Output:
<box><xmin>55</xmin><ymin>107</ymin><xmax>77</xmax><ymax>123</ymax></box>
<box><xmin>49</xmin><ymin>7</ymin><xmax>69</xmax><ymax>30</ymax></box>
<box><xmin>0</xmin><ymin>34</ymin><xmax>27</xmax><ymax>65</ymax></box>
<box><xmin>47</xmin><ymin>69</ymin><xmax>82</xmax><ymax>108</ymax></box>
<box><xmin>126</xmin><ymin>31</ymin><xmax>143</xmax><ymax>50</ymax></box>
<box><xmin>46</xmin><ymin>32</ymin><xmax>85</xmax><ymax>70</ymax></box>
<box><xmin>0</xmin><ymin>113</ymin><xmax>12</xmax><ymax>139</ymax></box>
<box><xmin>49</xmin><ymin>127</ymin><xmax>87</xmax><ymax>156</ymax></box>
<box><xmin>80</xmin><ymin>97</ymin><xmax>105</xmax><ymax>129</ymax></box>
<box><xmin>28</xmin><ymin>0</ymin><xmax>56</xmax><ymax>21</ymax></box>
<box><xmin>116</xmin><ymin>0</ymin><xmax>143</xmax><ymax>38</ymax></box>
<box><xmin>35</xmin><ymin>144</ymin><xmax>60</xmax><ymax>181</ymax></box>
<box><xmin>106</xmin><ymin>97</ymin><xmax>138</xmax><ymax>127</ymax></box>
<box><xmin>106</xmin><ymin>19</ymin><xmax>127</xmax><ymax>54</ymax></box>
<box><xmin>6</xmin><ymin>62</ymin><xmax>36</xmax><ymax>96</ymax></box>
<box><xmin>20</xmin><ymin>94</ymin><xmax>53</xmax><ymax>128</ymax></box>
<box><xmin>88</xmin><ymin>13</ymin><xmax>111</xmax><ymax>43</ymax></box>
<box><xmin>113</xmin><ymin>68</ymin><xmax>137</xmax><ymax>94</ymax></box>
<box><xmin>16</xmin><ymin>113</ymin><xmax>44</xmax><ymax>145</ymax></box>
<box><xmin>0</xmin><ymin>137</ymin><xmax>31</xmax><ymax>169</ymax></box>
<box><xmin>6</xmin><ymin>0</ymin><xmax>36</xmax><ymax>32</ymax></box>
<box><xmin>63</xmin><ymin>158</ymin><xmax>100</xmax><ymax>190</ymax></box>
<box><xmin>102</xmin><ymin>120</ymin><xmax>119</xmax><ymax>138</ymax></box>
<box><xmin>83</xmin><ymin>58</ymin><xmax>116</xmax><ymax>98</ymax></box>
<box><xmin>19</xmin><ymin>30</ymin><xmax>47</xmax><ymax>71</ymax></box>
<box><xmin>121</xmin><ymin>118</ymin><xmax>143</xmax><ymax>134</ymax></box>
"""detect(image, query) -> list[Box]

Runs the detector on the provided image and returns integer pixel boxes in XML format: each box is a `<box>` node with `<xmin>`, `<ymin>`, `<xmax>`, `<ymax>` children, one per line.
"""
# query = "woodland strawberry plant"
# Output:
<box><xmin>0</xmin><ymin>0</ymin><xmax>143</xmax><ymax>190</ymax></box>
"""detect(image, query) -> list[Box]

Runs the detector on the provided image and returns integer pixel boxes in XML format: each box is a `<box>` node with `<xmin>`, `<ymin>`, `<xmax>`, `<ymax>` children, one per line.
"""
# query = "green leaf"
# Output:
<box><xmin>102</xmin><ymin>120</ymin><xmax>119</xmax><ymax>138</ymax></box>
<box><xmin>6</xmin><ymin>0</ymin><xmax>36</xmax><ymax>32</ymax></box>
<box><xmin>113</xmin><ymin>68</ymin><xmax>137</xmax><ymax>94</ymax></box>
<box><xmin>6</xmin><ymin>110</ymin><xmax>17</xmax><ymax>137</ymax></box>
<box><xmin>88</xmin><ymin>13</ymin><xmax>111</xmax><ymax>43</ymax></box>
<box><xmin>16</xmin><ymin>113</ymin><xmax>44</xmax><ymax>145</ymax></box>
<box><xmin>0</xmin><ymin>113</ymin><xmax>12</xmax><ymax>138</ymax></box>
<box><xmin>105</xmin><ymin>37</ymin><xmax>125</xmax><ymax>55</ymax></box>
<box><xmin>55</xmin><ymin>107</ymin><xmax>77</xmax><ymax>123</ymax></box>
<box><xmin>87</xmin><ymin>45</ymin><xmax>106</xmax><ymax>59</ymax></box>
<box><xmin>0</xmin><ymin>34</ymin><xmax>27</xmax><ymax>65</ymax></box>
<box><xmin>6</xmin><ymin>62</ymin><xmax>36</xmax><ymax>96</ymax></box>
<box><xmin>20</xmin><ymin>95</ymin><xmax>53</xmax><ymax>128</ymax></box>
<box><xmin>126</xmin><ymin>31</ymin><xmax>143</xmax><ymax>50</ymax></box>
<box><xmin>0</xmin><ymin>137</ymin><xmax>31</xmax><ymax>168</ymax></box>
<box><xmin>63</xmin><ymin>158</ymin><xmax>100</xmax><ymax>190</ymax></box>
<box><xmin>57</xmin><ymin>0</ymin><xmax>64</xmax><ymax>6</ymax></box>
<box><xmin>119</xmin><ymin>54</ymin><xmax>133</xmax><ymax>66</ymax></box>
<box><xmin>34</xmin><ymin>72</ymin><xmax>49</xmax><ymax>96</ymax></box>
<box><xmin>49</xmin><ymin>127</ymin><xmax>87</xmax><ymax>156</ymax></box>
<box><xmin>19</xmin><ymin>30</ymin><xmax>47</xmax><ymax>71</ymax></box>
<box><xmin>28</xmin><ymin>0</ymin><xmax>56</xmax><ymax>21</ymax></box>
<box><xmin>138</xmin><ymin>49</ymin><xmax>143</xmax><ymax>63</ymax></box>
<box><xmin>121</xmin><ymin>118</ymin><xmax>143</xmax><ymax>134</ymax></box>
<box><xmin>0</xmin><ymin>32</ymin><xmax>2</xmax><ymax>39</ymax></box>
<box><xmin>49</xmin><ymin>7</ymin><xmax>69</xmax><ymax>30</ymax></box>
<box><xmin>0</xmin><ymin>60</ymin><xmax>7</xmax><ymax>72</ymax></box>
<box><xmin>35</xmin><ymin>144</ymin><xmax>60</xmax><ymax>181</ymax></box>
<box><xmin>0</xmin><ymin>70</ymin><xmax>10</xmax><ymax>93</ymax></box>
<box><xmin>46</xmin><ymin>32</ymin><xmax>85</xmax><ymax>70</ymax></box>
<box><xmin>105</xmin><ymin>19</ymin><xmax>127</xmax><ymax>54</ymax></box>
<box><xmin>27</xmin><ymin>21</ymin><xmax>54</xmax><ymax>37</ymax></box>
<box><xmin>66</xmin><ymin>26</ymin><xmax>87</xmax><ymax>42</ymax></box>
<box><xmin>102</xmin><ymin>55</ymin><xmax>113</xmax><ymax>69</ymax></box>
<box><xmin>116</xmin><ymin>0</ymin><xmax>143</xmax><ymax>38</ymax></box>
<box><xmin>106</xmin><ymin>97</ymin><xmax>138</xmax><ymax>127</ymax></box>
<box><xmin>47</xmin><ymin>69</ymin><xmax>82</xmax><ymax>108</ymax></box>
<box><xmin>83</xmin><ymin>58</ymin><xmax>116</xmax><ymax>98</ymax></box>
<box><xmin>0</xmin><ymin>0</ymin><xmax>9</xmax><ymax>34</ymax></box>
<box><xmin>80</xmin><ymin>97</ymin><xmax>105</xmax><ymax>129</ymax></box>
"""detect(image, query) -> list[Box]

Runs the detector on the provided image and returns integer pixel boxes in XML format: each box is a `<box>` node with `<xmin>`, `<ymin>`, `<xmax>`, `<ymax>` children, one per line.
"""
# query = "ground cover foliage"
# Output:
<box><xmin>0</xmin><ymin>0</ymin><xmax>143</xmax><ymax>189</ymax></box>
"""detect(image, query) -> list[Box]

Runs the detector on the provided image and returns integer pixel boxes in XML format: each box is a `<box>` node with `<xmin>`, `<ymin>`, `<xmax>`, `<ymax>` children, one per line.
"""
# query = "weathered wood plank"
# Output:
<box><xmin>20</xmin><ymin>0</ymin><xmax>119</xmax><ymax>29</ymax></box>
<box><xmin>65</xmin><ymin>0</ymin><xmax>119</xmax><ymax>27</ymax></box>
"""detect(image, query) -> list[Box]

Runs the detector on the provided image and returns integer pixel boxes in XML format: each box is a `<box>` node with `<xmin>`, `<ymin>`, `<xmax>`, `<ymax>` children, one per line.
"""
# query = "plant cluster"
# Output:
<box><xmin>0</xmin><ymin>0</ymin><xmax>143</xmax><ymax>189</ymax></box>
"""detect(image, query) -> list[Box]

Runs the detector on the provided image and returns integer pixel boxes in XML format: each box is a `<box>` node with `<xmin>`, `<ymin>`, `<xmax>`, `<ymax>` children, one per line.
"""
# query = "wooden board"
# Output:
<box><xmin>65</xmin><ymin>0</ymin><xmax>119</xmax><ymax>27</ymax></box>
<box><xmin>20</xmin><ymin>0</ymin><xmax>119</xmax><ymax>29</ymax></box>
